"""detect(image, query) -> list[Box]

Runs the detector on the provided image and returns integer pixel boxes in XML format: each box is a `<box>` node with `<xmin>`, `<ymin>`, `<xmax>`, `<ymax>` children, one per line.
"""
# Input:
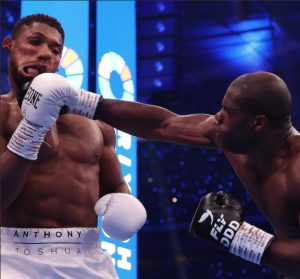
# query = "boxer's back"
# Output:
<box><xmin>1</xmin><ymin>95</ymin><xmax>106</xmax><ymax>228</ymax></box>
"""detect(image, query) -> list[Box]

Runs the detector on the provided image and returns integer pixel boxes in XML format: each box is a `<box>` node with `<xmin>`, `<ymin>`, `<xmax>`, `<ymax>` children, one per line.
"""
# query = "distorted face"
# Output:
<box><xmin>3</xmin><ymin>22</ymin><xmax>63</xmax><ymax>96</ymax></box>
<box><xmin>214</xmin><ymin>86</ymin><xmax>257</xmax><ymax>154</ymax></box>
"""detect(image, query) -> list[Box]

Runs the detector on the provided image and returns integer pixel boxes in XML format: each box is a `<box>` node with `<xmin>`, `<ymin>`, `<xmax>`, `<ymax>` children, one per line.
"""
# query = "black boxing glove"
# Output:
<box><xmin>189</xmin><ymin>191</ymin><xmax>274</xmax><ymax>265</ymax></box>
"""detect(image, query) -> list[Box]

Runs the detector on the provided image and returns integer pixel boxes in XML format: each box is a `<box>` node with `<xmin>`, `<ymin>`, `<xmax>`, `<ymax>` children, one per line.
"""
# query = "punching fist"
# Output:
<box><xmin>95</xmin><ymin>193</ymin><xmax>147</xmax><ymax>241</ymax></box>
<box><xmin>21</xmin><ymin>73</ymin><xmax>103</xmax><ymax>119</ymax></box>
<box><xmin>190</xmin><ymin>191</ymin><xmax>274</xmax><ymax>265</ymax></box>
<box><xmin>7</xmin><ymin>73</ymin><xmax>102</xmax><ymax>160</ymax></box>
<box><xmin>21</xmin><ymin>73</ymin><xmax>79</xmax><ymax>128</ymax></box>
<box><xmin>21</xmin><ymin>73</ymin><xmax>103</xmax><ymax>122</ymax></box>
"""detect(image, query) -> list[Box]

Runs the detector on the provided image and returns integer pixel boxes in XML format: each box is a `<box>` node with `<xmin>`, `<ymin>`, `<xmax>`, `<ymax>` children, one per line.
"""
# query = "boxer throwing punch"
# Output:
<box><xmin>35</xmin><ymin>69</ymin><xmax>300</xmax><ymax>277</ymax></box>
<box><xmin>1</xmin><ymin>14</ymin><xmax>146</xmax><ymax>279</ymax></box>
<box><xmin>97</xmin><ymin>71</ymin><xmax>300</xmax><ymax>278</ymax></box>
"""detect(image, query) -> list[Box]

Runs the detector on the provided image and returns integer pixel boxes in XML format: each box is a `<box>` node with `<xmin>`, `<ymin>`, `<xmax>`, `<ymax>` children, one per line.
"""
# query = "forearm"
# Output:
<box><xmin>262</xmin><ymin>238</ymin><xmax>300</xmax><ymax>278</ymax></box>
<box><xmin>113</xmin><ymin>182</ymin><xmax>131</xmax><ymax>195</ymax></box>
<box><xmin>1</xmin><ymin>150</ymin><xmax>32</xmax><ymax>211</ymax></box>
<box><xmin>95</xmin><ymin>98</ymin><xmax>177</xmax><ymax>140</ymax></box>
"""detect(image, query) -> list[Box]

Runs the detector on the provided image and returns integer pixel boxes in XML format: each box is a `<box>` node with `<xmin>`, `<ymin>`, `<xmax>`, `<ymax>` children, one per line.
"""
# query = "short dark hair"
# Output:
<box><xmin>12</xmin><ymin>13</ymin><xmax>65</xmax><ymax>43</ymax></box>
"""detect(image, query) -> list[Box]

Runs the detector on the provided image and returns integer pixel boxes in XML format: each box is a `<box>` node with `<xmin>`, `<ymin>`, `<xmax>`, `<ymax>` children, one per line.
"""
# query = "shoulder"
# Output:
<box><xmin>1</xmin><ymin>92</ymin><xmax>13</xmax><ymax>108</ymax></box>
<box><xmin>287</xmin><ymin>134</ymin><xmax>300</xmax><ymax>202</ymax></box>
<box><xmin>290</xmin><ymin>133</ymin><xmax>300</xmax><ymax>171</ymax></box>
<box><xmin>95</xmin><ymin>120</ymin><xmax>116</xmax><ymax>147</ymax></box>
<box><xmin>0</xmin><ymin>92</ymin><xmax>18</xmax><ymax>113</ymax></box>
<box><xmin>1</xmin><ymin>91</ymin><xmax>16</xmax><ymax>102</ymax></box>
<box><xmin>0</xmin><ymin>92</ymin><xmax>18</xmax><ymax>132</ymax></box>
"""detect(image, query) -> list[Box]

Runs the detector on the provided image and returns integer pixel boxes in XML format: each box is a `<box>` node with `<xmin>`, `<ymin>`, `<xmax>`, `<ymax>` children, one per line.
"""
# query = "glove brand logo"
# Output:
<box><xmin>23</xmin><ymin>87</ymin><xmax>43</xmax><ymax>109</ymax></box>
<box><xmin>209</xmin><ymin>214</ymin><xmax>240</xmax><ymax>248</ymax></box>
<box><xmin>198</xmin><ymin>210</ymin><xmax>214</xmax><ymax>225</ymax></box>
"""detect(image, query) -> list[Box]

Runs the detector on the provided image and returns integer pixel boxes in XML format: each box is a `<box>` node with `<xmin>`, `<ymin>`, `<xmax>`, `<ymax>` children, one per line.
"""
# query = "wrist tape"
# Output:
<box><xmin>7</xmin><ymin>119</ymin><xmax>49</xmax><ymax>160</ymax></box>
<box><xmin>229</xmin><ymin>221</ymin><xmax>274</xmax><ymax>265</ymax></box>
<box><xmin>69</xmin><ymin>90</ymin><xmax>102</xmax><ymax>119</ymax></box>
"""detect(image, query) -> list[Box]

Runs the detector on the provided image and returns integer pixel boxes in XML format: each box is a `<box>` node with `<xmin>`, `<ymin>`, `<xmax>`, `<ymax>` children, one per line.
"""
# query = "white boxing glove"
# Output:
<box><xmin>21</xmin><ymin>73</ymin><xmax>80</xmax><ymax>127</ymax></box>
<box><xmin>95</xmin><ymin>193</ymin><xmax>147</xmax><ymax>241</ymax></box>
<box><xmin>7</xmin><ymin>73</ymin><xmax>79</xmax><ymax>160</ymax></box>
<box><xmin>21</xmin><ymin>72</ymin><xmax>103</xmax><ymax>119</ymax></box>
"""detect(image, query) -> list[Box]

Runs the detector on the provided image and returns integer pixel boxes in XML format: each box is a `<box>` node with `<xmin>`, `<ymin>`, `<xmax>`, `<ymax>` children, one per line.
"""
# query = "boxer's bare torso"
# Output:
<box><xmin>225</xmin><ymin>135</ymin><xmax>300</xmax><ymax>239</ymax></box>
<box><xmin>1</xmin><ymin>92</ymin><xmax>123</xmax><ymax>228</ymax></box>
<box><xmin>98</xmin><ymin>98</ymin><xmax>300</xmax><ymax>240</ymax></box>
<box><xmin>198</xmin><ymin>115</ymin><xmax>300</xmax><ymax>240</ymax></box>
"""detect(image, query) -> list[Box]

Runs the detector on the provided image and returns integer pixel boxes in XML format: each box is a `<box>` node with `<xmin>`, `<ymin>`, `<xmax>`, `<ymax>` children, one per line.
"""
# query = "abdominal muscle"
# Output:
<box><xmin>2</xmin><ymin>157</ymin><xmax>101</xmax><ymax>228</ymax></box>
<box><xmin>2</xmin><ymin>115</ymin><xmax>104</xmax><ymax>228</ymax></box>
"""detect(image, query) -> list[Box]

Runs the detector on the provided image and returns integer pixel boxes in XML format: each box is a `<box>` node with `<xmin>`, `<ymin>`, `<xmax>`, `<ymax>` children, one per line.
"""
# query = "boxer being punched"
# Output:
<box><xmin>39</xmin><ymin>69</ymin><xmax>300</xmax><ymax>277</ymax></box>
<box><xmin>0</xmin><ymin>14</ymin><xmax>146</xmax><ymax>279</ymax></box>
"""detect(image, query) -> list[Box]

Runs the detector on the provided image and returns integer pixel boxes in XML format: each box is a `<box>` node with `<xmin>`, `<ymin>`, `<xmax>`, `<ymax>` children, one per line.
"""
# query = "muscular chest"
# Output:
<box><xmin>228</xmin><ymin>156</ymin><xmax>298</xmax><ymax>235</ymax></box>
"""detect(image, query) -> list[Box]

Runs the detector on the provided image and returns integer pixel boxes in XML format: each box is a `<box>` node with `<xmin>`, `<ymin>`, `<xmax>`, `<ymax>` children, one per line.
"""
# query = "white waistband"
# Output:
<box><xmin>1</xmin><ymin>227</ymin><xmax>102</xmax><ymax>256</ymax></box>
<box><xmin>1</xmin><ymin>227</ymin><xmax>100</xmax><ymax>244</ymax></box>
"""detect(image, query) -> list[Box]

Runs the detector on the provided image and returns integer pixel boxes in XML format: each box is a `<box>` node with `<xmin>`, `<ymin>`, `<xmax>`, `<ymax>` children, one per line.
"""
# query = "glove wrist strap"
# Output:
<box><xmin>69</xmin><ymin>90</ymin><xmax>102</xmax><ymax>119</ymax></box>
<box><xmin>229</xmin><ymin>221</ymin><xmax>274</xmax><ymax>265</ymax></box>
<box><xmin>7</xmin><ymin>119</ymin><xmax>49</xmax><ymax>160</ymax></box>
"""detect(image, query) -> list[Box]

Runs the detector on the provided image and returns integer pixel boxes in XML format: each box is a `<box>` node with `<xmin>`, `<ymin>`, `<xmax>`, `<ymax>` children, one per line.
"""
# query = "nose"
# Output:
<box><xmin>214</xmin><ymin>109</ymin><xmax>224</xmax><ymax>124</ymax></box>
<box><xmin>37</xmin><ymin>43</ymin><xmax>52</xmax><ymax>61</ymax></box>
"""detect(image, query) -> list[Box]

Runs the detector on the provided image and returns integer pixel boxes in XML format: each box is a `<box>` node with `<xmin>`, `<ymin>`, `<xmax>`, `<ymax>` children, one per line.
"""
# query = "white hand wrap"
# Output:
<box><xmin>7</xmin><ymin>119</ymin><xmax>49</xmax><ymax>160</ymax></box>
<box><xmin>68</xmin><ymin>90</ymin><xmax>102</xmax><ymax>119</ymax></box>
<box><xmin>229</xmin><ymin>221</ymin><xmax>274</xmax><ymax>265</ymax></box>
<box><xmin>95</xmin><ymin>193</ymin><xmax>147</xmax><ymax>241</ymax></box>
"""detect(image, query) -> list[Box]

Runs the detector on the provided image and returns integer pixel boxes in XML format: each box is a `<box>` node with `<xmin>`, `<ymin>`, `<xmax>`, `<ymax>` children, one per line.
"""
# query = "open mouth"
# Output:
<box><xmin>23</xmin><ymin>65</ymin><xmax>45</xmax><ymax>77</ymax></box>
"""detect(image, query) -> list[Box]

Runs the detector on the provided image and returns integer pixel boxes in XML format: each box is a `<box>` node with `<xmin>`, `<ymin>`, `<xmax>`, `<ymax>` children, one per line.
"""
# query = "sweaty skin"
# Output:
<box><xmin>1</xmin><ymin>22</ymin><xmax>129</xmax><ymax>228</ymax></box>
<box><xmin>94</xmin><ymin>72</ymin><xmax>300</xmax><ymax>277</ymax></box>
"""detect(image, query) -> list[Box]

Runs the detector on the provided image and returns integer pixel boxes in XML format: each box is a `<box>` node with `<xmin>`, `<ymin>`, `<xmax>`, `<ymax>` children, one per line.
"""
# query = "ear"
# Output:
<box><xmin>253</xmin><ymin>115</ymin><xmax>268</xmax><ymax>132</ymax></box>
<box><xmin>2</xmin><ymin>36</ymin><xmax>12</xmax><ymax>52</ymax></box>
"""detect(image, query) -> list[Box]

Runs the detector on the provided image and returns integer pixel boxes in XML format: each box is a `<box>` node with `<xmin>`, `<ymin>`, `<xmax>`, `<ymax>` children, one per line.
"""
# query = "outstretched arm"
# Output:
<box><xmin>96</xmin><ymin>98</ymin><xmax>218</xmax><ymax>148</ymax></box>
<box><xmin>25</xmin><ymin>73</ymin><xmax>219</xmax><ymax>148</ymax></box>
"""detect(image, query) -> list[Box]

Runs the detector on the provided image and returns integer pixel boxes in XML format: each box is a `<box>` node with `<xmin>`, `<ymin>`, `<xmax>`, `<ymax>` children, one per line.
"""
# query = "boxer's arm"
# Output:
<box><xmin>264</xmin><ymin>172</ymin><xmax>300</xmax><ymax>277</ymax></box>
<box><xmin>0</xmin><ymin>101</ymin><xmax>32</xmax><ymax>211</ymax></box>
<box><xmin>96</xmin><ymin>99</ymin><xmax>218</xmax><ymax>148</ymax></box>
<box><xmin>190</xmin><ymin>191</ymin><xmax>300</xmax><ymax>278</ymax></box>
<box><xmin>95</xmin><ymin>121</ymin><xmax>146</xmax><ymax>240</ymax></box>
<box><xmin>263</xmin><ymin>161</ymin><xmax>300</xmax><ymax>277</ymax></box>
<box><xmin>97</xmin><ymin>121</ymin><xmax>130</xmax><ymax>196</ymax></box>
<box><xmin>262</xmin><ymin>239</ymin><xmax>300</xmax><ymax>278</ymax></box>
<box><xmin>34</xmin><ymin>74</ymin><xmax>218</xmax><ymax>148</ymax></box>
<box><xmin>0</xmin><ymin>137</ymin><xmax>32</xmax><ymax>211</ymax></box>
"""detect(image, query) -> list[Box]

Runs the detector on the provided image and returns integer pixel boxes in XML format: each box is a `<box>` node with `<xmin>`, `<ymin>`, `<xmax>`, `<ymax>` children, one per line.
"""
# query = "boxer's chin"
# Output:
<box><xmin>14</xmin><ymin>80</ymin><xmax>32</xmax><ymax>104</ymax></box>
<box><xmin>11</xmin><ymin>67</ymin><xmax>32</xmax><ymax>89</ymax></box>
